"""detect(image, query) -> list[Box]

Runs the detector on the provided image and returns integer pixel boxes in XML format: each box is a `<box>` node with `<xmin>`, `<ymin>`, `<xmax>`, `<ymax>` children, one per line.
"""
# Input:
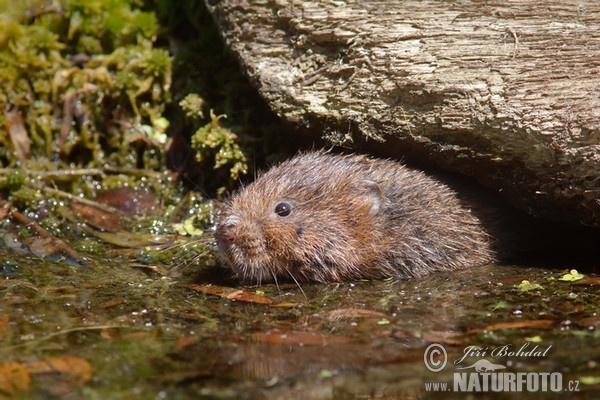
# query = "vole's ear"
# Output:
<box><xmin>354</xmin><ymin>179</ymin><xmax>383</xmax><ymax>216</ymax></box>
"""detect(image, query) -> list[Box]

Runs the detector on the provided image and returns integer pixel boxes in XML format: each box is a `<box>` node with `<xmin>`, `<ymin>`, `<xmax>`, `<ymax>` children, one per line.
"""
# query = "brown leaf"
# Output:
<box><xmin>131</xmin><ymin>264</ymin><xmax>168</xmax><ymax>275</ymax></box>
<box><xmin>469</xmin><ymin>319</ymin><xmax>555</xmax><ymax>333</ymax></box>
<box><xmin>90</xmin><ymin>299</ymin><xmax>125</xmax><ymax>311</ymax></box>
<box><xmin>25</xmin><ymin>236</ymin><xmax>70</xmax><ymax>259</ymax></box>
<box><xmin>173</xmin><ymin>336</ymin><xmax>201</xmax><ymax>352</ymax></box>
<box><xmin>21</xmin><ymin>355</ymin><xmax>92</xmax><ymax>397</ymax></box>
<box><xmin>579</xmin><ymin>314</ymin><xmax>600</xmax><ymax>329</ymax></box>
<box><xmin>71</xmin><ymin>201</ymin><xmax>124</xmax><ymax>232</ymax></box>
<box><xmin>0</xmin><ymin>202</ymin><xmax>9</xmax><ymax>219</ymax></box>
<box><xmin>187</xmin><ymin>284</ymin><xmax>274</xmax><ymax>305</ymax></box>
<box><xmin>95</xmin><ymin>188</ymin><xmax>159</xmax><ymax>216</ymax></box>
<box><xmin>0</xmin><ymin>362</ymin><xmax>31</xmax><ymax>396</ymax></box>
<box><xmin>268</xmin><ymin>302</ymin><xmax>299</xmax><ymax>308</ymax></box>
<box><xmin>0</xmin><ymin>316</ymin><xmax>9</xmax><ymax>340</ymax></box>
<box><xmin>572</xmin><ymin>277</ymin><xmax>600</xmax><ymax>285</ymax></box>
<box><xmin>24</xmin><ymin>355</ymin><xmax>93</xmax><ymax>384</ymax></box>
<box><xmin>100</xmin><ymin>327</ymin><xmax>121</xmax><ymax>340</ymax></box>
<box><xmin>10</xmin><ymin>209</ymin><xmax>89</xmax><ymax>267</ymax></box>
<box><xmin>0</xmin><ymin>279</ymin><xmax>39</xmax><ymax>291</ymax></box>
<box><xmin>4</xmin><ymin>107</ymin><xmax>31</xmax><ymax>162</ymax></box>
<box><xmin>253</xmin><ymin>331</ymin><xmax>355</xmax><ymax>346</ymax></box>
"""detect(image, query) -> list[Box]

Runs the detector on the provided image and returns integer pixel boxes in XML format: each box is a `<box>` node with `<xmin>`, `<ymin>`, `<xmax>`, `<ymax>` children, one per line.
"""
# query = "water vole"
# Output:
<box><xmin>215</xmin><ymin>151</ymin><xmax>501</xmax><ymax>283</ymax></box>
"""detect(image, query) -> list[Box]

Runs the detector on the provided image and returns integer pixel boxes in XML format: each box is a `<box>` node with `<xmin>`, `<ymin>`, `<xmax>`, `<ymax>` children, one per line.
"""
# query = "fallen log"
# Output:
<box><xmin>205</xmin><ymin>0</ymin><xmax>600</xmax><ymax>227</ymax></box>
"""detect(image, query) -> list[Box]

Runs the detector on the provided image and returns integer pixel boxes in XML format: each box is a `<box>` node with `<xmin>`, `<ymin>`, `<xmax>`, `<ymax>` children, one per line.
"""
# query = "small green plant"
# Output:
<box><xmin>182</xmin><ymin>94</ymin><xmax>248</xmax><ymax>181</ymax></box>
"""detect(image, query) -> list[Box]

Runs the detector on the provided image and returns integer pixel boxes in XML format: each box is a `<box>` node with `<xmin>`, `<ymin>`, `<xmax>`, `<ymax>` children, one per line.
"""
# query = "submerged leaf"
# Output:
<box><xmin>470</xmin><ymin>319</ymin><xmax>555</xmax><ymax>333</ymax></box>
<box><xmin>71</xmin><ymin>201</ymin><xmax>124</xmax><ymax>232</ymax></box>
<box><xmin>95</xmin><ymin>188</ymin><xmax>159</xmax><ymax>216</ymax></box>
<box><xmin>24</xmin><ymin>355</ymin><xmax>93</xmax><ymax>384</ymax></box>
<box><xmin>0</xmin><ymin>362</ymin><xmax>31</xmax><ymax>397</ymax></box>
<box><xmin>188</xmin><ymin>284</ymin><xmax>274</xmax><ymax>305</ymax></box>
<box><xmin>0</xmin><ymin>315</ymin><xmax>8</xmax><ymax>340</ymax></box>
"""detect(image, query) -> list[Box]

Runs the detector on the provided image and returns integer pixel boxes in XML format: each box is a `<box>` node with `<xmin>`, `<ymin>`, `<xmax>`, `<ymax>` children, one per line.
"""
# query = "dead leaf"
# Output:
<box><xmin>25</xmin><ymin>236</ymin><xmax>71</xmax><ymax>259</ymax></box>
<box><xmin>121</xmin><ymin>331</ymin><xmax>152</xmax><ymax>341</ymax></box>
<box><xmin>10</xmin><ymin>209</ymin><xmax>89</xmax><ymax>267</ymax></box>
<box><xmin>268</xmin><ymin>302</ymin><xmax>299</xmax><ymax>308</ymax></box>
<box><xmin>187</xmin><ymin>284</ymin><xmax>274</xmax><ymax>304</ymax></box>
<box><xmin>95</xmin><ymin>188</ymin><xmax>159</xmax><ymax>216</ymax></box>
<box><xmin>173</xmin><ymin>336</ymin><xmax>201</xmax><ymax>352</ymax></box>
<box><xmin>4</xmin><ymin>106</ymin><xmax>31</xmax><ymax>162</ymax></box>
<box><xmin>572</xmin><ymin>277</ymin><xmax>600</xmax><ymax>285</ymax></box>
<box><xmin>579</xmin><ymin>314</ymin><xmax>600</xmax><ymax>329</ymax></box>
<box><xmin>18</xmin><ymin>355</ymin><xmax>92</xmax><ymax>397</ymax></box>
<box><xmin>24</xmin><ymin>355</ymin><xmax>93</xmax><ymax>384</ymax></box>
<box><xmin>131</xmin><ymin>264</ymin><xmax>168</xmax><ymax>275</ymax></box>
<box><xmin>0</xmin><ymin>279</ymin><xmax>39</xmax><ymax>291</ymax></box>
<box><xmin>90</xmin><ymin>299</ymin><xmax>125</xmax><ymax>311</ymax></box>
<box><xmin>71</xmin><ymin>201</ymin><xmax>124</xmax><ymax>232</ymax></box>
<box><xmin>0</xmin><ymin>362</ymin><xmax>30</xmax><ymax>396</ymax></box>
<box><xmin>0</xmin><ymin>316</ymin><xmax>9</xmax><ymax>340</ymax></box>
<box><xmin>0</xmin><ymin>202</ymin><xmax>9</xmax><ymax>219</ymax></box>
<box><xmin>469</xmin><ymin>319</ymin><xmax>555</xmax><ymax>333</ymax></box>
<box><xmin>100</xmin><ymin>327</ymin><xmax>121</xmax><ymax>340</ymax></box>
<box><xmin>253</xmin><ymin>331</ymin><xmax>355</xmax><ymax>346</ymax></box>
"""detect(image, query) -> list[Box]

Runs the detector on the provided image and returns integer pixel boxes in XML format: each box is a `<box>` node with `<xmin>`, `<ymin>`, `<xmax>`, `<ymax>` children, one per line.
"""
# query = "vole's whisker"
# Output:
<box><xmin>286</xmin><ymin>269</ymin><xmax>307</xmax><ymax>300</ymax></box>
<box><xmin>271</xmin><ymin>270</ymin><xmax>281</xmax><ymax>293</ymax></box>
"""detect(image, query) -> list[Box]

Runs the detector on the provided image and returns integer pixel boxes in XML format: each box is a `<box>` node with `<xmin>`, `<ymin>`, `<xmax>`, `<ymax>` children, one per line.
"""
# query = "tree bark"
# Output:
<box><xmin>205</xmin><ymin>0</ymin><xmax>600</xmax><ymax>227</ymax></box>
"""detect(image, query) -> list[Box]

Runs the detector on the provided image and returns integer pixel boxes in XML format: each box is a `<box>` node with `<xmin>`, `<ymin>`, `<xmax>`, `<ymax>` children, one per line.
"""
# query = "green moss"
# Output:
<box><xmin>189</xmin><ymin>108</ymin><xmax>248</xmax><ymax>181</ymax></box>
<box><xmin>0</xmin><ymin>0</ymin><xmax>252</xmax><ymax>219</ymax></box>
<box><xmin>0</xmin><ymin>169</ymin><xmax>25</xmax><ymax>190</ymax></box>
<box><xmin>179</xmin><ymin>93</ymin><xmax>205</xmax><ymax>120</ymax></box>
<box><xmin>0</xmin><ymin>0</ymin><xmax>170</xmax><ymax>171</ymax></box>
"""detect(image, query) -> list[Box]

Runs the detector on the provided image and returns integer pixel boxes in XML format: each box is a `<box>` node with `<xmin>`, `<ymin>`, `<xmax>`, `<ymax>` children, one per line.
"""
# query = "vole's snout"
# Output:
<box><xmin>215</xmin><ymin>215</ymin><xmax>240</xmax><ymax>246</ymax></box>
<box><xmin>216</xmin><ymin>225</ymin><xmax>236</xmax><ymax>244</ymax></box>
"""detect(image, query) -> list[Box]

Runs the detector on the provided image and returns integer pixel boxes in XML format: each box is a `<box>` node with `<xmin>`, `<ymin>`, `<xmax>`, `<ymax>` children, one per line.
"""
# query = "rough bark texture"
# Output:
<box><xmin>205</xmin><ymin>0</ymin><xmax>600</xmax><ymax>227</ymax></box>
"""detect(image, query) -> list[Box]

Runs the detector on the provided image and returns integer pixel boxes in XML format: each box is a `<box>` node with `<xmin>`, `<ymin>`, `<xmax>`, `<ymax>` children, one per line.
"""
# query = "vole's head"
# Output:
<box><xmin>214</xmin><ymin>152</ymin><xmax>383</xmax><ymax>283</ymax></box>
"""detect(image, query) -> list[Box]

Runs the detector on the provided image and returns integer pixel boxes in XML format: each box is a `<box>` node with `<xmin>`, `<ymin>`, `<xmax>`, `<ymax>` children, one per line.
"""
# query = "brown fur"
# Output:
<box><xmin>215</xmin><ymin>151</ymin><xmax>498</xmax><ymax>283</ymax></box>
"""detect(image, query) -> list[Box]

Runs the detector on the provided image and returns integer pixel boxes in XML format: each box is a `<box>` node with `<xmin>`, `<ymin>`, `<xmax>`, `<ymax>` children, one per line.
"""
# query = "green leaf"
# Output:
<box><xmin>559</xmin><ymin>269</ymin><xmax>584</xmax><ymax>282</ymax></box>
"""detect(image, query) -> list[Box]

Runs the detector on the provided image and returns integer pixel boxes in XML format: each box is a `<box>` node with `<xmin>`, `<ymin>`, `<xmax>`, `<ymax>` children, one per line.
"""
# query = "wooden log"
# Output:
<box><xmin>205</xmin><ymin>0</ymin><xmax>600</xmax><ymax>227</ymax></box>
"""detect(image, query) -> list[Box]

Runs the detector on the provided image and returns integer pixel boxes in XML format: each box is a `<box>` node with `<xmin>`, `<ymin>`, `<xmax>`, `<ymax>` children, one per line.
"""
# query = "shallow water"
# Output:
<box><xmin>1</xmin><ymin>244</ymin><xmax>599</xmax><ymax>399</ymax></box>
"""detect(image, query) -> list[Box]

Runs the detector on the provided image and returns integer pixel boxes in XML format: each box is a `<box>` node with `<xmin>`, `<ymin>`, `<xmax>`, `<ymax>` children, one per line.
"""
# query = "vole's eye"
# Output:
<box><xmin>274</xmin><ymin>202</ymin><xmax>292</xmax><ymax>217</ymax></box>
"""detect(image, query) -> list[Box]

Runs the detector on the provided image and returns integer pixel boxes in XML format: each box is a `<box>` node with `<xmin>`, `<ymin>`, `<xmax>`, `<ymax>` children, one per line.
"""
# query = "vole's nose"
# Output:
<box><xmin>216</xmin><ymin>227</ymin><xmax>236</xmax><ymax>244</ymax></box>
<box><xmin>215</xmin><ymin>215</ymin><xmax>241</xmax><ymax>245</ymax></box>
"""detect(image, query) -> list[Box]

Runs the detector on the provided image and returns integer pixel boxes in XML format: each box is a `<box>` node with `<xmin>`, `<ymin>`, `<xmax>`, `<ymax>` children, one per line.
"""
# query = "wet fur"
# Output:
<box><xmin>215</xmin><ymin>151</ymin><xmax>499</xmax><ymax>283</ymax></box>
